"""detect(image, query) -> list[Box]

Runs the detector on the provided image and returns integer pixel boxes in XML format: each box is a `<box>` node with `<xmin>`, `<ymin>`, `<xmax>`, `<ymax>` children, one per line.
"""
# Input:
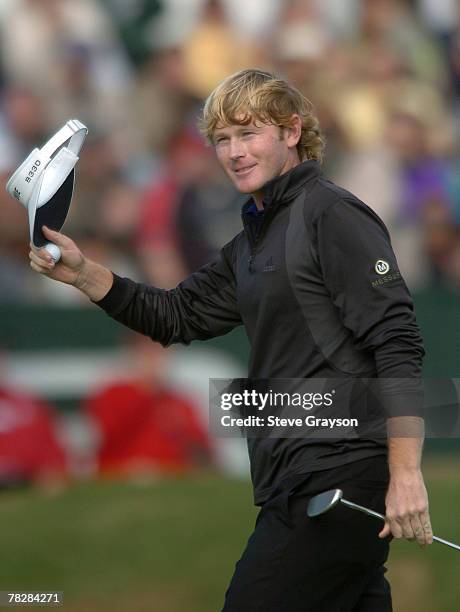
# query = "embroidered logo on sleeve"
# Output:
<box><xmin>371</xmin><ymin>258</ymin><xmax>401</xmax><ymax>288</ymax></box>
<box><xmin>375</xmin><ymin>260</ymin><xmax>390</xmax><ymax>275</ymax></box>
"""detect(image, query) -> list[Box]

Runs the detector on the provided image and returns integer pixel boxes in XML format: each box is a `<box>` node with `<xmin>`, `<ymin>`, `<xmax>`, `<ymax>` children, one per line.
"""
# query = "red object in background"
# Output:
<box><xmin>137</xmin><ymin>174</ymin><xmax>180</xmax><ymax>250</ymax></box>
<box><xmin>0</xmin><ymin>388</ymin><xmax>67</xmax><ymax>485</ymax></box>
<box><xmin>137</xmin><ymin>127</ymin><xmax>213</xmax><ymax>251</ymax></box>
<box><xmin>83</xmin><ymin>382</ymin><xmax>212</xmax><ymax>476</ymax></box>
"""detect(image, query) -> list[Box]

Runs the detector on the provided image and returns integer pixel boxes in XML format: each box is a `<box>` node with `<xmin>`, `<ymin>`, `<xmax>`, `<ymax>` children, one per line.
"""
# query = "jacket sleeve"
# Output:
<box><xmin>316</xmin><ymin>197</ymin><xmax>425</xmax><ymax>418</ymax></box>
<box><xmin>93</xmin><ymin>241</ymin><xmax>242</xmax><ymax>346</ymax></box>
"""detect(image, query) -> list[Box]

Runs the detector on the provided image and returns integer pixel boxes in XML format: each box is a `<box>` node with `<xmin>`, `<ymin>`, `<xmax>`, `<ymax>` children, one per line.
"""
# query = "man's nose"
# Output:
<box><xmin>229</xmin><ymin>139</ymin><xmax>245</xmax><ymax>160</ymax></box>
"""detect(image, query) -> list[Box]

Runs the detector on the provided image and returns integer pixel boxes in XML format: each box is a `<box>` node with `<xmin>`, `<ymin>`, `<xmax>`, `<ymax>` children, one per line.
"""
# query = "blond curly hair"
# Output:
<box><xmin>199</xmin><ymin>68</ymin><xmax>325</xmax><ymax>163</ymax></box>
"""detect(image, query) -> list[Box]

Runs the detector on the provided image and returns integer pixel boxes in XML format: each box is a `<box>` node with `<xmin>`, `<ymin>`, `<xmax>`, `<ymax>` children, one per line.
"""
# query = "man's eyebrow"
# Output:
<box><xmin>214</xmin><ymin>124</ymin><xmax>260</xmax><ymax>134</ymax></box>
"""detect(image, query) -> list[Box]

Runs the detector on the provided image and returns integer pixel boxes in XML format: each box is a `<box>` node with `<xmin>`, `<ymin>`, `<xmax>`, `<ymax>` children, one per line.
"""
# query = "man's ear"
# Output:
<box><xmin>285</xmin><ymin>114</ymin><xmax>302</xmax><ymax>149</ymax></box>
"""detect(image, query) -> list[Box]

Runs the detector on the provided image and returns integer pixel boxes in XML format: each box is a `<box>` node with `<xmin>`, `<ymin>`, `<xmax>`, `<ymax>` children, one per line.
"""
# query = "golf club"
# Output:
<box><xmin>307</xmin><ymin>489</ymin><xmax>460</xmax><ymax>551</ymax></box>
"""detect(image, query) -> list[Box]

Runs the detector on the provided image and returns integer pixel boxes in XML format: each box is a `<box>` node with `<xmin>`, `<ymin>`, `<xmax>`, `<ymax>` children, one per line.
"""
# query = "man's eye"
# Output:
<box><xmin>242</xmin><ymin>131</ymin><xmax>254</xmax><ymax>136</ymax></box>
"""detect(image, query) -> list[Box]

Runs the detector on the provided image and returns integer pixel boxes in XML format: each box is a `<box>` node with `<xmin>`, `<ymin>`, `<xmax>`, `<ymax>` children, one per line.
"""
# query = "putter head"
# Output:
<box><xmin>307</xmin><ymin>489</ymin><xmax>343</xmax><ymax>517</ymax></box>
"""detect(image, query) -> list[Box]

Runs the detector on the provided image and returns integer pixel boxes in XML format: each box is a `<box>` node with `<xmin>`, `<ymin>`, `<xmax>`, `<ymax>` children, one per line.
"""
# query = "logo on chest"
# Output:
<box><xmin>263</xmin><ymin>256</ymin><xmax>276</xmax><ymax>272</ymax></box>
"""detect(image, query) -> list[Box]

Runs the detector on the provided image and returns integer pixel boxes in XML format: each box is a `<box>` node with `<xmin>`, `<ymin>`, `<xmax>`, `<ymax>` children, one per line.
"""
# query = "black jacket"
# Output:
<box><xmin>96</xmin><ymin>160</ymin><xmax>424</xmax><ymax>504</ymax></box>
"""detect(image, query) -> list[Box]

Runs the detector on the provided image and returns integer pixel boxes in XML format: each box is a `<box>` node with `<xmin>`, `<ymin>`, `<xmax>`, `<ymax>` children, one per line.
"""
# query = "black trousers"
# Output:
<box><xmin>222</xmin><ymin>455</ymin><xmax>392</xmax><ymax>612</ymax></box>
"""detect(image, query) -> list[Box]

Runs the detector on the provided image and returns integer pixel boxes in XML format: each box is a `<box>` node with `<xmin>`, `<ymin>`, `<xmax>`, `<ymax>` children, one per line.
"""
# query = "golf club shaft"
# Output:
<box><xmin>340</xmin><ymin>498</ymin><xmax>385</xmax><ymax>521</ymax></box>
<box><xmin>431</xmin><ymin>535</ymin><xmax>460</xmax><ymax>551</ymax></box>
<box><xmin>340</xmin><ymin>498</ymin><xmax>460</xmax><ymax>551</ymax></box>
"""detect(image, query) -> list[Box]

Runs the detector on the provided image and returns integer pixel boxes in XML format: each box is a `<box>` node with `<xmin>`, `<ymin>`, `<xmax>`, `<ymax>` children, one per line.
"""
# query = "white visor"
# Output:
<box><xmin>6</xmin><ymin>119</ymin><xmax>88</xmax><ymax>248</ymax></box>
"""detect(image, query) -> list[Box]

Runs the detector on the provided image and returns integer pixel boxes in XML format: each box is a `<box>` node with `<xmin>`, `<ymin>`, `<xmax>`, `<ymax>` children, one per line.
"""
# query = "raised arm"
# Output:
<box><xmin>29</xmin><ymin>225</ymin><xmax>243</xmax><ymax>346</ymax></box>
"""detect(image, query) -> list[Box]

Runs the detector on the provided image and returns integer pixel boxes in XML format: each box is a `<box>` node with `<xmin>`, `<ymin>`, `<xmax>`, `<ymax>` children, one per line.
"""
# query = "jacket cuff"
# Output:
<box><xmin>382</xmin><ymin>392</ymin><xmax>424</xmax><ymax>419</ymax></box>
<box><xmin>93</xmin><ymin>273</ymin><xmax>136</xmax><ymax>315</ymax></box>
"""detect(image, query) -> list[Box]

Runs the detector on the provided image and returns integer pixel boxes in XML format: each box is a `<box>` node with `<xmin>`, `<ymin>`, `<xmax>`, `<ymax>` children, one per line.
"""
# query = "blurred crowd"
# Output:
<box><xmin>1</xmin><ymin>0</ymin><xmax>460</xmax><ymax>485</ymax></box>
<box><xmin>0</xmin><ymin>0</ymin><xmax>459</xmax><ymax>301</ymax></box>
<box><xmin>0</xmin><ymin>334</ymin><xmax>216</xmax><ymax>487</ymax></box>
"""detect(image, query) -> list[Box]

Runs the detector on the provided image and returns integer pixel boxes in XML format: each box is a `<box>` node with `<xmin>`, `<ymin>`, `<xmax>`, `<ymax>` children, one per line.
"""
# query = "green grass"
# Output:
<box><xmin>1</xmin><ymin>459</ymin><xmax>459</xmax><ymax>611</ymax></box>
<box><xmin>387</xmin><ymin>457</ymin><xmax>460</xmax><ymax>612</ymax></box>
<box><xmin>0</xmin><ymin>477</ymin><xmax>256</xmax><ymax>611</ymax></box>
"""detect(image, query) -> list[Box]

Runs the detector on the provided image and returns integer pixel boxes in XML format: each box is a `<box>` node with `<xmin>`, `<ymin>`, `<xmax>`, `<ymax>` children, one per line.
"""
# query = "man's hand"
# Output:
<box><xmin>379</xmin><ymin>467</ymin><xmax>433</xmax><ymax>547</ymax></box>
<box><xmin>29</xmin><ymin>226</ymin><xmax>85</xmax><ymax>286</ymax></box>
<box><xmin>29</xmin><ymin>225</ymin><xmax>113</xmax><ymax>301</ymax></box>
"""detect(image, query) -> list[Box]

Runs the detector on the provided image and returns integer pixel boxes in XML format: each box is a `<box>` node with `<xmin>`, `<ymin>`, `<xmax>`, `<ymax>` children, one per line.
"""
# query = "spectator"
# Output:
<box><xmin>0</xmin><ymin>350</ymin><xmax>67</xmax><ymax>487</ymax></box>
<box><xmin>83</xmin><ymin>334</ymin><xmax>213</xmax><ymax>478</ymax></box>
<box><xmin>0</xmin><ymin>0</ymin><xmax>459</xmax><ymax>297</ymax></box>
<box><xmin>181</xmin><ymin>0</ymin><xmax>265</xmax><ymax>99</ymax></box>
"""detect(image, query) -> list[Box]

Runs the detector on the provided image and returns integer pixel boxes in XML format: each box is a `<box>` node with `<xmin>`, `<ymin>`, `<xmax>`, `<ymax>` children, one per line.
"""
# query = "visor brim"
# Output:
<box><xmin>32</xmin><ymin>168</ymin><xmax>75</xmax><ymax>248</ymax></box>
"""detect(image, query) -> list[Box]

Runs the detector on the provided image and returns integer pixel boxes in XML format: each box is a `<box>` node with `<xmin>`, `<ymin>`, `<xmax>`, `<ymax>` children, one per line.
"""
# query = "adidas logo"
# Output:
<box><xmin>13</xmin><ymin>187</ymin><xmax>21</xmax><ymax>200</ymax></box>
<box><xmin>263</xmin><ymin>256</ymin><xmax>276</xmax><ymax>272</ymax></box>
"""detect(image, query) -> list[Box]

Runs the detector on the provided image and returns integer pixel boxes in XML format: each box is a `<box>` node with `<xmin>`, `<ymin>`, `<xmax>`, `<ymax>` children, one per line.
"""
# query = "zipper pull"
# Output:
<box><xmin>248</xmin><ymin>254</ymin><xmax>254</xmax><ymax>272</ymax></box>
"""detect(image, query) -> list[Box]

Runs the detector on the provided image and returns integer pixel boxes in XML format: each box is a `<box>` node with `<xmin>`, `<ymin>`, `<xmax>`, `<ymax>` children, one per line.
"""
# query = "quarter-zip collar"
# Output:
<box><xmin>241</xmin><ymin>159</ymin><xmax>321</xmax><ymax>219</ymax></box>
<box><xmin>241</xmin><ymin>160</ymin><xmax>321</xmax><ymax>269</ymax></box>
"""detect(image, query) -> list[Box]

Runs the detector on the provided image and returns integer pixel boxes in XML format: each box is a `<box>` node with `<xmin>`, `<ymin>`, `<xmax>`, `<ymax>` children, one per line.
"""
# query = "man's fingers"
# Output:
<box><xmin>29</xmin><ymin>249</ymin><xmax>55</xmax><ymax>269</ymax></box>
<box><xmin>378</xmin><ymin>521</ymin><xmax>391</xmax><ymax>539</ymax></box>
<box><xmin>408</xmin><ymin>510</ymin><xmax>433</xmax><ymax>547</ymax></box>
<box><xmin>401</xmin><ymin>516</ymin><xmax>416</xmax><ymax>541</ymax></box>
<box><xmin>383</xmin><ymin>516</ymin><xmax>404</xmax><ymax>540</ymax></box>
<box><xmin>379</xmin><ymin>517</ymin><xmax>406</xmax><ymax>539</ymax></box>
<box><xmin>408</xmin><ymin>515</ymin><xmax>426</xmax><ymax>545</ymax></box>
<box><xmin>42</xmin><ymin>225</ymin><xmax>73</xmax><ymax>248</ymax></box>
<box><xmin>420</xmin><ymin>510</ymin><xmax>433</xmax><ymax>545</ymax></box>
<box><xmin>390</xmin><ymin>519</ymin><xmax>404</xmax><ymax>539</ymax></box>
<box><xmin>30</xmin><ymin>259</ymin><xmax>53</xmax><ymax>274</ymax></box>
<box><xmin>381</xmin><ymin>512</ymin><xmax>433</xmax><ymax>546</ymax></box>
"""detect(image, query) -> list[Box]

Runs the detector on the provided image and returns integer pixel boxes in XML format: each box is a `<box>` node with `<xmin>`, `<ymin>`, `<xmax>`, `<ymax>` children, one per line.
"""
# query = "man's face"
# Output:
<box><xmin>213</xmin><ymin>116</ymin><xmax>300</xmax><ymax>202</ymax></box>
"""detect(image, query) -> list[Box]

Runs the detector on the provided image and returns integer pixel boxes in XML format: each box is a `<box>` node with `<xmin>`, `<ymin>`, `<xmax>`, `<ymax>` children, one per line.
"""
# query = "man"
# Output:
<box><xmin>29</xmin><ymin>69</ymin><xmax>432</xmax><ymax>611</ymax></box>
